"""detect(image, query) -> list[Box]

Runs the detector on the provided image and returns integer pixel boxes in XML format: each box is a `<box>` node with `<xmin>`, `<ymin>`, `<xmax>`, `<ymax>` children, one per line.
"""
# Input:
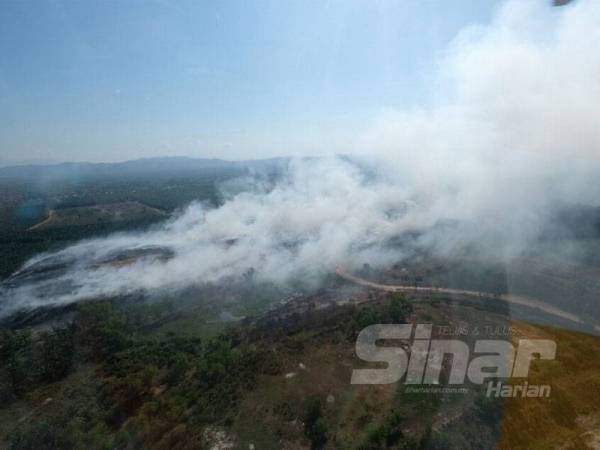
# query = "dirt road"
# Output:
<box><xmin>335</xmin><ymin>266</ymin><xmax>599</xmax><ymax>330</ymax></box>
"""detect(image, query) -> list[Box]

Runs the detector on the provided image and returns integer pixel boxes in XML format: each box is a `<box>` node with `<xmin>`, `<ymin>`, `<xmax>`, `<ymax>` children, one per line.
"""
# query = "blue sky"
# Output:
<box><xmin>0</xmin><ymin>0</ymin><xmax>500</xmax><ymax>163</ymax></box>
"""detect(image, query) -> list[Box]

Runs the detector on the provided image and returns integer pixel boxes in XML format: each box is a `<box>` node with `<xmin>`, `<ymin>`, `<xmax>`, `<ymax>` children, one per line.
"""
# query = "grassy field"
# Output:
<box><xmin>499</xmin><ymin>323</ymin><xmax>600</xmax><ymax>449</ymax></box>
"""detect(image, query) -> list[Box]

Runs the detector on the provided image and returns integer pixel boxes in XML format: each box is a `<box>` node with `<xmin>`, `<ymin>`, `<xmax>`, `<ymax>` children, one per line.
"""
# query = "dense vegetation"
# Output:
<box><xmin>2</xmin><ymin>277</ymin><xmax>599</xmax><ymax>449</ymax></box>
<box><xmin>0</xmin><ymin>293</ymin><xmax>417</xmax><ymax>449</ymax></box>
<box><xmin>1</xmin><ymin>299</ymin><xmax>273</xmax><ymax>449</ymax></box>
<box><xmin>0</xmin><ymin>291</ymin><xmax>513</xmax><ymax>449</ymax></box>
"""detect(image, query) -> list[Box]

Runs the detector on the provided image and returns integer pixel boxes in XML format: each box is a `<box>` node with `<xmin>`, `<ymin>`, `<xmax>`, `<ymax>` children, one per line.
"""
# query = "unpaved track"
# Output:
<box><xmin>335</xmin><ymin>266</ymin><xmax>598</xmax><ymax>330</ymax></box>
<box><xmin>27</xmin><ymin>210</ymin><xmax>55</xmax><ymax>231</ymax></box>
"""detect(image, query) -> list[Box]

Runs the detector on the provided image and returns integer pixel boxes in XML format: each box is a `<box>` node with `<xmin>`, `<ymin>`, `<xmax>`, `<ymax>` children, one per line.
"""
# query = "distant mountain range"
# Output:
<box><xmin>0</xmin><ymin>156</ymin><xmax>288</xmax><ymax>180</ymax></box>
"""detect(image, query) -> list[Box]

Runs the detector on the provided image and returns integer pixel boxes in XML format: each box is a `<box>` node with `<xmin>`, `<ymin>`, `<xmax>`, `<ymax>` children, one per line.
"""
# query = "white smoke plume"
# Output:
<box><xmin>2</xmin><ymin>0</ymin><xmax>600</xmax><ymax>316</ymax></box>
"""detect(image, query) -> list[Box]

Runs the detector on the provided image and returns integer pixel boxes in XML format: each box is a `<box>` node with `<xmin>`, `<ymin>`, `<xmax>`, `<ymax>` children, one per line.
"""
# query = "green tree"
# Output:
<box><xmin>38</xmin><ymin>327</ymin><xmax>75</xmax><ymax>383</ymax></box>
<box><xmin>9</xmin><ymin>421</ymin><xmax>73</xmax><ymax>450</ymax></box>
<box><xmin>387</xmin><ymin>293</ymin><xmax>413</xmax><ymax>323</ymax></box>
<box><xmin>78</xmin><ymin>301</ymin><xmax>130</xmax><ymax>360</ymax></box>
<box><xmin>0</xmin><ymin>330</ymin><xmax>35</xmax><ymax>396</ymax></box>
<box><xmin>304</xmin><ymin>397</ymin><xmax>327</xmax><ymax>449</ymax></box>
<box><xmin>355</xmin><ymin>306</ymin><xmax>383</xmax><ymax>330</ymax></box>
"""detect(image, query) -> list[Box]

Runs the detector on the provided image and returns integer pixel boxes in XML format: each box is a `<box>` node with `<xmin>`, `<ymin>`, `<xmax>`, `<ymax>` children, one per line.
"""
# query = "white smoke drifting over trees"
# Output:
<box><xmin>1</xmin><ymin>0</ymin><xmax>600</xmax><ymax>315</ymax></box>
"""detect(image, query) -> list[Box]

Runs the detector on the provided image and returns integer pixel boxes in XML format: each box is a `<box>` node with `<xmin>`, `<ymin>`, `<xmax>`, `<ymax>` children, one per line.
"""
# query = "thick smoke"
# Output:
<box><xmin>2</xmin><ymin>0</ymin><xmax>600</xmax><ymax>316</ymax></box>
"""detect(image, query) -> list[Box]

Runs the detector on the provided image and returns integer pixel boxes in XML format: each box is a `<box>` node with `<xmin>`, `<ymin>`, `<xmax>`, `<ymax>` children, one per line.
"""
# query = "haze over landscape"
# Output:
<box><xmin>1</xmin><ymin>1</ymin><xmax>600</xmax><ymax>449</ymax></box>
<box><xmin>2</xmin><ymin>0</ymin><xmax>600</xmax><ymax>316</ymax></box>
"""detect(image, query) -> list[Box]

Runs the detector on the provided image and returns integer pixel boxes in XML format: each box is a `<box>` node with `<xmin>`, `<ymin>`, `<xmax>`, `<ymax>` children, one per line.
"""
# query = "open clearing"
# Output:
<box><xmin>27</xmin><ymin>201</ymin><xmax>167</xmax><ymax>230</ymax></box>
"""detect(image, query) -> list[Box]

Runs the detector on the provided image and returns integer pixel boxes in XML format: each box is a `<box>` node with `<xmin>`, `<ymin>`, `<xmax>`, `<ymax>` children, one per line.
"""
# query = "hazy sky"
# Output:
<box><xmin>0</xmin><ymin>0</ymin><xmax>502</xmax><ymax>164</ymax></box>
